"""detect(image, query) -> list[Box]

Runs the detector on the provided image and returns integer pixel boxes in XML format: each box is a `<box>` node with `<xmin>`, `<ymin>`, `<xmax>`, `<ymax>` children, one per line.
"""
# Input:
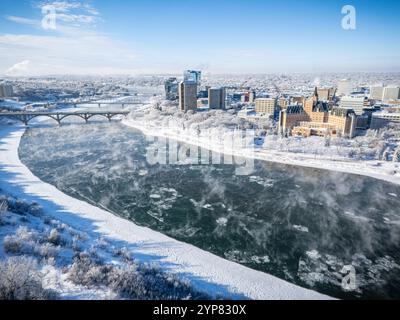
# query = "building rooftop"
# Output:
<box><xmin>372</xmin><ymin>111</ymin><xmax>400</xmax><ymax>117</ymax></box>
<box><xmin>312</xmin><ymin>101</ymin><xmax>330</xmax><ymax>112</ymax></box>
<box><xmin>286</xmin><ymin>105</ymin><xmax>304</xmax><ymax>114</ymax></box>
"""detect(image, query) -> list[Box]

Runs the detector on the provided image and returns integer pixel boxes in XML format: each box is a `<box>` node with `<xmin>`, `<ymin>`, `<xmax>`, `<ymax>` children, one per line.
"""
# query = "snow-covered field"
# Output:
<box><xmin>0</xmin><ymin>124</ymin><xmax>331</xmax><ymax>300</ymax></box>
<box><xmin>123</xmin><ymin>103</ymin><xmax>400</xmax><ymax>186</ymax></box>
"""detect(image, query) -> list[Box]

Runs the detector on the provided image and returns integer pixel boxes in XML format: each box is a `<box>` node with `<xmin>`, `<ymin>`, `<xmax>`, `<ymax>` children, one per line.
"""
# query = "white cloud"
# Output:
<box><xmin>38</xmin><ymin>1</ymin><xmax>101</xmax><ymax>27</ymax></box>
<box><xmin>6</xmin><ymin>16</ymin><xmax>41</xmax><ymax>27</ymax></box>
<box><xmin>5</xmin><ymin>60</ymin><xmax>31</xmax><ymax>76</ymax></box>
<box><xmin>0</xmin><ymin>33</ymin><xmax>139</xmax><ymax>76</ymax></box>
<box><xmin>1</xmin><ymin>1</ymin><xmax>140</xmax><ymax>76</ymax></box>
<box><xmin>55</xmin><ymin>13</ymin><xmax>97</xmax><ymax>25</ymax></box>
<box><xmin>38</xmin><ymin>1</ymin><xmax>96</xmax><ymax>13</ymax></box>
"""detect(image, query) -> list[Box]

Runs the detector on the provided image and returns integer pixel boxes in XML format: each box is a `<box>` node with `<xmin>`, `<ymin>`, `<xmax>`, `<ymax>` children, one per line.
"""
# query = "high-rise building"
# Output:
<box><xmin>316</xmin><ymin>87</ymin><xmax>335</xmax><ymax>101</ymax></box>
<box><xmin>370</xmin><ymin>85</ymin><xmax>400</xmax><ymax>101</ymax></box>
<box><xmin>0</xmin><ymin>83</ymin><xmax>13</xmax><ymax>98</ymax></box>
<box><xmin>179</xmin><ymin>81</ymin><xmax>197</xmax><ymax>112</ymax></box>
<box><xmin>340</xmin><ymin>96</ymin><xmax>369</xmax><ymax>115</ymax></box>
<box><xmin>240</xmin><ymin>91</ymin><xmax>256</xmax><ymax>103</ymax></box>
<box><xmin>383</xmin><ymin>86</ymin><xmax>400</xmax><ymax>101</ymax></box>
<box><xmin>183</xmin><ymin>70</ymin><xmax>201</xmax><ymax>85</ymax></box>
<box><xmin>255</xmin><ymin>98</ymin><xmax>277</xmax><ymax>114</ymax></box>
<box><xmin>164</xmin><ymin>77</ymin><xmax>179</xmax><ymax>100</ymax></box>
<box><xmin>337</xmin><ymin>79</ymin><xmax>352</xmax><ymax>96</ymax></box>
<box><xmin>208</xmin><ymin>87</ymin><xmax>226</xmax><ymax>109</ymax></box>
<box><xmin>248</xmin><ymin>91</ymin><xmax>256</xmax><ymax>103</ymax></box>
<box><xmin>370</xmin><ymin>85</ymin><xmax>385</xmax><ymax>100</ymax></box>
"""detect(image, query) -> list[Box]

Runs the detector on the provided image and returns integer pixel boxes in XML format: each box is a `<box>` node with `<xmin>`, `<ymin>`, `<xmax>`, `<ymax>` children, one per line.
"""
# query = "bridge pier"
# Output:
<box><xmin>22</xmin><ymin>115</ymin><xmax>28</xmax><ymax>126</ymax></box>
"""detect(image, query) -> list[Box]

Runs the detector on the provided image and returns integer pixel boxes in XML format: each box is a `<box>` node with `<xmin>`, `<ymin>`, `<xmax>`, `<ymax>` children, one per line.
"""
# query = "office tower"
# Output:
<box><xmin>240</xmin><ymin>91</ymin><xmax>256</xmax><ymax>103</ymax></box>
<box><xmin>164</xmin><ymin>77</ymin><xmax>179</xmax><ymax>100</ymax></box>
<box><xmin>255</xmin><ymin>98</ymin><xmax>277</xmax><ymax>114</ymax></box>
<box><xmin>316</xmin><ymin>87</ymin><xmax>335</xmax><ymax>101</ymax></box>
<box><xmin>382</xmin><ymin>86</ymin><xmax>400</xmax><ymax>101</ymax></box>
<box><xmin>0</xmin><ymin>83</ymin><xmax>13</xmax><ymax>98</ymax></box>
<box><xmin>208</xmin><ymin>87</ymin><xmax>226</xmax><ymax>109</ymax></box>
<box><xmin>179</xmin><ymin>81</ymin><xmax>197</xmax><ymax>112</ymax></box>
<box><xmin>340</xmin><ymin>96</ymin><xmax>369</xmax><ymax>115</ymax></box>
<box><xmin>337</xmin><ymin>79</ymin><xmax>352</xmax><ymax>96</ymax></box>
<box><xmin>370</xmin><ymin>85</ymin><xmax>384</xmax><ymax>100</ymax></box>
<box><xmin>183</xmin><ymin>70</ymin><xmax>201</xmax><ymax>85</ymax></box>
<box><xmin>247</xmin><ymin>91</ymin><xmax>256</xmax><ymax>103</ymax></box>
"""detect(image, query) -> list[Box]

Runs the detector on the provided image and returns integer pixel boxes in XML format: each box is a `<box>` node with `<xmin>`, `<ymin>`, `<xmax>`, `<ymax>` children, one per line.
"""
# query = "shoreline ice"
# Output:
<box><xmin>0</xmin><ymin>124</ymin><xmax>331</xmax><ymax>300</ymax></box>
<box><xmin>122</xmin><ymin>119</ymin><xmax>400</xmax><ymax>187</ymax></box>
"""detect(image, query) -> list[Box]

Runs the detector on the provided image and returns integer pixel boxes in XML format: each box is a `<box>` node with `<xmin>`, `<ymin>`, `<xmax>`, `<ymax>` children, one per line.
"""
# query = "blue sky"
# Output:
<box><xmin>0</xmin><ymin>0</ymin><xmax>399</xmax><ymax>75</ymax></box>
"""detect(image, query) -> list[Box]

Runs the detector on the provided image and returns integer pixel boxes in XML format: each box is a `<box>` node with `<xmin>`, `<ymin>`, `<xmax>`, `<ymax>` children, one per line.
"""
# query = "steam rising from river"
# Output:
<box><xmin>19</xmin><ymin>122</ymin><xmax>400</xmax><ymax>299</ymax></box>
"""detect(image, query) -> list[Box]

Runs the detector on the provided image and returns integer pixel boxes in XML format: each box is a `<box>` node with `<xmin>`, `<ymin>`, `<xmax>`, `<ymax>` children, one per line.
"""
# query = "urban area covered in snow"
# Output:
<box><xmin>1</xmin><ymin>0</ymin><xmax>400</xmax><ymax>305</ymax></box>
<box><xmin>1</xmin><ymin>71</ymin><xmax>400</xmax><ymax>300</ymax></box>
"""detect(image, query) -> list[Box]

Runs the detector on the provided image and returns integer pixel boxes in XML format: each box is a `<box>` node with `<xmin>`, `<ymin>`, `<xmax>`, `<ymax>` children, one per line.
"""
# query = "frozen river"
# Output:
<box><xmin>19</xmin><ymin>121</ymin><xmax>400</xmax><ymax>299</ymax></box>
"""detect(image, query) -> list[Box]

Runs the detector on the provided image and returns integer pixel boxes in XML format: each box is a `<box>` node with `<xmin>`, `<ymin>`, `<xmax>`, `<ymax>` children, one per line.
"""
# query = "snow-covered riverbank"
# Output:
<box><xmin>0</xmin><ymin>124</ymin><xmax>331</xmax><ymax>300</ymax></box>
<box><xmin>122</xmin><ymin>117</ymin><xmax>400</xmax><ymax>187</ymax></box>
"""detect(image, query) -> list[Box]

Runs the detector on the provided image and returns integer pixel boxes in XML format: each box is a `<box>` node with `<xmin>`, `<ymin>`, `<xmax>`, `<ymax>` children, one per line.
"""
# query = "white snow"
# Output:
<box><xmin>122</xmin><ymin>115</ymin><xmax>400</xmax><ymax>187</ymax></box>
<box><xmin>41</xmin><ymin>265</ymin><xmax>118</xmax><ymax>300</ymax></box>
<box><xmin>0</xmin><ymin>125</ymin><xmax>331</xmax><ymax>300</ymax></box>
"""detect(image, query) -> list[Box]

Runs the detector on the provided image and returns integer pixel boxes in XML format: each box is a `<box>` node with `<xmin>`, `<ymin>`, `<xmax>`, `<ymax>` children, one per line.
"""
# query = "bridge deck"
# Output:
<box><xmin>69</xmin><ymin>102</ymin><xmax>143</xmax><ymax>105</ymax></box>
<box><xmin>0</xmin><ymin>110</ymin><xmax>131</xmax><ymax>125</ymax></box>
<box><xmin>0</xmin><ymin>110</ymin><xmax>130</xmax><ymax>116</ymax></box>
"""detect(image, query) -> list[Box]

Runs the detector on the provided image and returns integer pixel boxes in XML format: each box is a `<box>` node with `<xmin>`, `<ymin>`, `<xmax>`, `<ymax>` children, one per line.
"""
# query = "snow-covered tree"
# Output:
<box><xmin>324</xmin><ymin>135</ymin><xmax>331</xmax><ymax>147</ymax></box>
<box><xmin>0</xmin><ymin>199</ymin><xmax>8</xmax><ymax>213</ymax></box>
<box><xmin>382</xmin><ymin>148</ymin><xmax>391</xmax><ymax>161</ymax></box>
<box><xmin>0</xmin><ymin>256</ymin><xmax>56</xmax><ymax>300</ymax></box>
<box><xmin>393</xmin><ymin>148</ymin><xmax>400</xmax><ymax>163</ymax></box>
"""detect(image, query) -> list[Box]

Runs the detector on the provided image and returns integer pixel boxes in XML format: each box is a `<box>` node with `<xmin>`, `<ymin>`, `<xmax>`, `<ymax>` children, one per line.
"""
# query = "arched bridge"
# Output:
<box><xmin>60</xmin><ymin>97</ymin><xmax>144</xmax><ymax>108</ymax></box>
<box><xmin>0</xmin><ymin>110</ymin><xmax>130</xmax><ymax>125</ymax></box>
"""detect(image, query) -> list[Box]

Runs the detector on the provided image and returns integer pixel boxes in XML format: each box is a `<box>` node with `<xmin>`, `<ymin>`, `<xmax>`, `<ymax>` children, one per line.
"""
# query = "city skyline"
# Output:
<box><xmin>0</xmin><ymin>0</ymin><xmax>400</xmax><ymax>76</ymax></box>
